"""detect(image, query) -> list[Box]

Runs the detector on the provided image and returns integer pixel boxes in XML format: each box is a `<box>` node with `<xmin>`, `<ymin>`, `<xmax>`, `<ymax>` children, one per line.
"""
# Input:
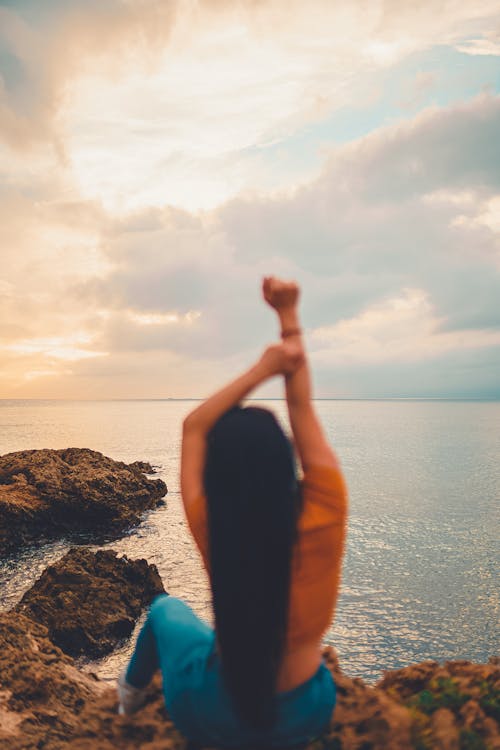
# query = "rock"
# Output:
<box><xmin>0</xmin><ymin>549</ymin><xmax>184</xmax><ymax>750</ymax></box>
<box><xmin>375</xmin><ymin>657</ymin><xmax>500</xmax><ymax>750</ymax></box>
<box><xmin>0</xmin><ymin>448</ymin><xmax>167</xmax><ymax>557</ymax></box>
<box><xmin>0</xmin><ymin>611</ymin><xmax>105</xmax><ymax>749</ymax></box>
<box><xmin>2</xmin><ymin>638</ymin><xmax>497</xmax><ymax>749</ymax></box>
<box><xmin>430</xmin><ymin>708</ymin><xmax>459</xmax><ymax>749</ymax></box>
<box><xmin>0</xmin><ymin>607</ymin><xmax>182</xmax><ymax>749</ymax></box>
<box><xmin>1</xmin><ymin>548</ymin><xmax>498</xmax><ymax>749</ymax></box>
<box><xmin>15</xmin><ymin>547</ymin><xmax>166</xmax><ymax>658</ymax></box>
<box><xmin>128</xmin><ymin>461</ymin><xmax>158</xmax><ymax>474</ymax></box>
<box><xmin>318</xmin><ymin>646</ymin><xmax>413</xmax><ymax>749</ymax></box>
<box><xmin>376</xmin><ymin>659</ymin><xmax>441</xmax><ymax>700</ymax></box>
<box><xmin>55</xmin><ymin>672</ymin><xmax>187</xmax><ymax>750</ymax></box>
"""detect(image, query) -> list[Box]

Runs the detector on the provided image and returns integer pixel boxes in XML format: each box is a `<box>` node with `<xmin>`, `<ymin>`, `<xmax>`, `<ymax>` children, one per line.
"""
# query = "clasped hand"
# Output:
<box><xmin>258</xmin><ymin>341</ymin><xmax>304</xmax><ymax>378</ymax></box>
<box><xmin>258</xmin><ymin>276</ymin><xmax>304</xmax><ymax>378</ymax></box>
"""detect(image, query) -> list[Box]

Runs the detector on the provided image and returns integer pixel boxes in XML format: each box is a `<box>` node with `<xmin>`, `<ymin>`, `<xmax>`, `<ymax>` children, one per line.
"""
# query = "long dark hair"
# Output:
<box><xmin>204</xmin><ymin>405</ymin><xmax>302</xmax><ymax>730</ymax></box>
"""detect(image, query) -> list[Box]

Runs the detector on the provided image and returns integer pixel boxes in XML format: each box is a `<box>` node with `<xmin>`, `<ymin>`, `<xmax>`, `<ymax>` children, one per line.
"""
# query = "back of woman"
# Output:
<box><xmin>205</xmin><ymin>405</ymin><xmax>301</xmax><ymax>729</ymax></box>
<box><xmin>117</xmin><ymin>276</ymin><xmax>348</xmax><ymax>748</ymax></box>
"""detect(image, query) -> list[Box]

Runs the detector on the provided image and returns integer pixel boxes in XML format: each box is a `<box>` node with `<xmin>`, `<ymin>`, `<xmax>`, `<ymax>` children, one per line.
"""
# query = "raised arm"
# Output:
<box><xmin>181</xmin><ymin>342</ymin><xmax>304</xmax><ymax>508</ymax></box>
<box><xmin>262</xmin><ymin>276</ymin><xmax>339</xmax><ymax>474</ymax></box>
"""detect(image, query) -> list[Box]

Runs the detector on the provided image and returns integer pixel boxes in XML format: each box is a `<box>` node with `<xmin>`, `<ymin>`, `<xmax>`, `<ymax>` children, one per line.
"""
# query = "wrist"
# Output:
<box><xmin>278</xmin><ymin>307</ymin><xmax>299</xmax><ymax>328</ymax></box>
<box><xmin>281</xmin><ymin>326</ymin><xmax>302</xmax><ymax>339</ymax></box>
<box><xmin>250</xmin><ymin>360</ymin><xmax>273</xmax><ymax>384</ymax></box>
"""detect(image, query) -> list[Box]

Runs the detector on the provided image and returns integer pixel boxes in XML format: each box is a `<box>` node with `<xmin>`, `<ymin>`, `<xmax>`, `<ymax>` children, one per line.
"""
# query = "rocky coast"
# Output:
<box><xmin>0</xmin><ymin>448</ymin><xmax>167</xmax><ymax>557</ymax></box>
<box><xmin>0</xmin><ymin>449</ymin><xmax>498</xmax><ymax>749</ymax></box>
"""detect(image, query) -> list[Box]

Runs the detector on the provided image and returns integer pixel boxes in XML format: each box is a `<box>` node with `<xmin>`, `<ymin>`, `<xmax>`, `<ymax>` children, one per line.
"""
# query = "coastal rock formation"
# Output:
<box><xmin>1</xmin><ymin>548</ymin><xmax>498</xmax><ymax>749</ymax></box>
<box><xmin>15</xmin><ymin>547</ymin><xmax>165</xmax><ymax>658</ymax></box>
<box><xmin>0</xmin><ymin>616</ymin><xmax>183</xmax><ymax>750</ymax></box>
<box><xmin>319</xmin><ymin>648</ymin><xmax>500</xmax><ymax>750</ymax></box>
<box><xmin>0</xmin><ymin>448</ymin><xmax>167</xmax><ymax>557</ymax></box>
<box><xmin>1</xmin><ymin>635</ymin><xmax>498</xmax><ymax>749</ymax></box>
<box><xmin>0</xmin><ymin>548</ymin><xmax>171</xmax><ymax>749</ymax></box>
<box><xmin>375</xmin><ymin>657</ymin><xmax>500</xmax><ymax>750</ymax></box>
<box><xmin>0</xmin><ymin>611</ymin><xmax>106</xmax><ymax>749</ymax></box>
<box><xmin>128</xmin><ymin>461</ymin><xmax>159</xmax><ymax>474</ymax></box>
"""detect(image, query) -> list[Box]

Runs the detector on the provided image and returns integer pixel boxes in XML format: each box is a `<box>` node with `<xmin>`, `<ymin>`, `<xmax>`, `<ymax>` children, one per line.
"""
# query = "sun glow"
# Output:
<box><xmin>127</xmin><ymin>311</ymin><xmax>201</xmax><ymax>326</ymax></box>
<box><xmin>6</xmin><ymin>335</ymin><xmax>108</xmax><ymax>361</ymax></box>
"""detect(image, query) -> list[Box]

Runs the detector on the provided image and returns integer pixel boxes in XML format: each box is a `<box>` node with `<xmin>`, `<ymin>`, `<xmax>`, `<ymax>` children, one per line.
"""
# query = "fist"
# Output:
<box><xmin>262</xmin><ymin>276</ymin><xmax>299</xmax><ymax>311</ymax></box>
<box><xmin>259</xmin><ymin>341</ymin><xmax>304</xmax><ymax>378</ymax></box>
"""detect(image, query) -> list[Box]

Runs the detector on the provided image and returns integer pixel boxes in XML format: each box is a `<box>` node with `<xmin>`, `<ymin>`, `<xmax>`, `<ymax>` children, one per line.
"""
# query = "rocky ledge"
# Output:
<box><xmin>0</xmin><ymin>549</ymin><xmax>498</xmax><ymax>750</ymax></box>
<box><xmin>0</xmin><ymin>448</ymin><xmax>167</xmax><ymax>557</ymax></box>
<box><xmin>0</xmin><ymin>547</ymin><xmax>169</xmax><ymax>750</ymax></box>
<box><xmin>14</xmin><ymin>547</ymin><xmax>165</xmax><ymax>658</ymax></box>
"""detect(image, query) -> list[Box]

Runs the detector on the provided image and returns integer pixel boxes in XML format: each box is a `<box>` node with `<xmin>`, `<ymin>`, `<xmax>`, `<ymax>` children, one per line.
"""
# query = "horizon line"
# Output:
<box><xmin>1</xmin><ymin>397</ymin><xmax>499</xmax><ymax>403</ymax></box>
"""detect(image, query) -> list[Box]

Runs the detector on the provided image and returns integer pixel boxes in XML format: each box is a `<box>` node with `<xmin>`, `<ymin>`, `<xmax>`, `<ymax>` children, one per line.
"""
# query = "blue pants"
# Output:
<box><xmin>126</xmin><ymin>595</ymin><xmax>336</xmax><ymax>748</ymax></box>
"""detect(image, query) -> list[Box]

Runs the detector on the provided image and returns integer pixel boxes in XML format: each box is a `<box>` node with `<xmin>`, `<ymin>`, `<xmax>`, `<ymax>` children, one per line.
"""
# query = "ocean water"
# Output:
<box><xmin>0</xmin><ymin>398</ymin><xmax>498</xmax><ymax>683</ymax></box>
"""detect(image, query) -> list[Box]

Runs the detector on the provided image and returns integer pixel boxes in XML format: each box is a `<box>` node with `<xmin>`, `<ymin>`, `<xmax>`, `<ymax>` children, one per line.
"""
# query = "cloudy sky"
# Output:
<box><xmin>1</xmin><ymin>0</ymin><xmax>499</xmax><ymax>399</ymax></box>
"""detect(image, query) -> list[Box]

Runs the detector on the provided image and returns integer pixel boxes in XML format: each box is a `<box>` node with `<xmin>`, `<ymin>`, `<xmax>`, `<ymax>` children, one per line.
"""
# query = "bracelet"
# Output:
<box><xmin>281</xmin><ymin>327</ymin><xmax>302</xmax><ymax>339</ymax></box>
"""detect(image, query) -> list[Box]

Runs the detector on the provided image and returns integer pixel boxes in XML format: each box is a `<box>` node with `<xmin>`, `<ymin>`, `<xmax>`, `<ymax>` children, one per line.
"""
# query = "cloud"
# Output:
<box><xmin>1</xmin><ymin>3</ymin><xmax>500</xmax><ymax>397</ymax></box>
<box><xmin>55</xmin><ymin>1</ymin><xmax>500</xmax><ymax>211</ymax></box>
<box><xmin>1</xmin><ymin>0</ymin><xmax>499</xmax><ymax>210</ymax></box>
<box><xmin>0</xmin><ymin>0</ymin><xmax>177</xmax><ymax>151</ymax></box>
<box><xmin>312</xmin><ymin>343</ymin><xmax>500</xmax><ymax>399</ymax></box>
<box><xmin>310</xmin><ymin>288</ymin><xmax>500</xmax><ymax>365</ymax></box>
<box><xmin>8</xmin><ymin>347</ymin><xmax>254</xmax><ymax>400</ymax></box>
<box><xmin>0</xmin><ymin>187</ymin><xmax>110</xmax><ymax>380</ymax></box>
<box><xmin>456</xmin><ymin>30</ymin><xmax>500</xmax><ymax>56</ymax></box>
<box><xmin>3</xmin><ymin>93</ymin><xmax>499</xmax><ymax>398</ymax></box>
<box><xmin>20</xmin><ymin>93</ymin><xmax>488</xmax><ymax>399</ymax></box>
<box><xmin>220</xmin><ymin>95</ymin><xmax>500</xmax><ymax>329</ymax></box>
<box><xmin>5</xmin><ymin>333</ymin><xmax>107</xmax><ymax>361</ymax></box>
<box><xmin>308</xmin><ymin>287</ymin><xmax>500</xmax><ymax>399</ymax></box>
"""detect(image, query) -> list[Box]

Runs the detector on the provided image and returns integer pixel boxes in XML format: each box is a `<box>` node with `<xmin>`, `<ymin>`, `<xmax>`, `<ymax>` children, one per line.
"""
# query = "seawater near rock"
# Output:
<box><xmin>0</xmin><ymin>448</ymin><xmax>168</xmax><ymax>558</ymax></box>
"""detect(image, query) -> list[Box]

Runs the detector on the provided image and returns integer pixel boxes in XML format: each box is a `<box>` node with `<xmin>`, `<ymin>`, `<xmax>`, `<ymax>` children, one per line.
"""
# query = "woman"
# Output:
<box><xmin>118</xmin><ymin>277</ymin><xmax>348</xmax><ymax>748</ymax></box>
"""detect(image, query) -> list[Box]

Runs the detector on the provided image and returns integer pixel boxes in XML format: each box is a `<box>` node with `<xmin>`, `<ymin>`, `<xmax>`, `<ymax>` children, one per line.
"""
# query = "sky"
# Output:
<box><xmin>1</xmin><ymin>0</ymin><xmax>499</xmax><ymax>399</ymax></box>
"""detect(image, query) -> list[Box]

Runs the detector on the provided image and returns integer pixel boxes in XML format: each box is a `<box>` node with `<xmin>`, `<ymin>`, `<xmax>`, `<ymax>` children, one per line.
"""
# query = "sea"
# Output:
<box><xmin>0</xmin><ymin>398</ymin><xmax>498</xmax><ymax>684</ymax></box>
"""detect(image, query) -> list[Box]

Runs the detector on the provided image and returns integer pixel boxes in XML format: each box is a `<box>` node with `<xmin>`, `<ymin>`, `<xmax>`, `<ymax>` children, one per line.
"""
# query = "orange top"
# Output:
<box><xmin>184</xmin><ymin>463</ymin><xmax>348</xmax><ymax>651</ymax></box>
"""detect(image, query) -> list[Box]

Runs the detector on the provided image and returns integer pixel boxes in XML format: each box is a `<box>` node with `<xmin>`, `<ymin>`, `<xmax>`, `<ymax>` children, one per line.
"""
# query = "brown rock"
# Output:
<box><xmin>1</xmin><ymin>549</ymin><xmax>499</xmax><ymax>749</ymax></box>
<box><xmin>128</xmin><ymin>461</ymin><xmax>158</xmax><ymax>474</ymax></box>
<box><xmin>0</xmin><ymin>551</ymin><xmax>185</xmax><ymax>750</ymax></box>
<box><xmin>1</xmin><ymin>634</ymin><xmax>499</xmax><ymax>749</ymax></box>
<box><xmin>0</xmin><ymin>448</ymin><xmax>167</xmax><ymax>557</ymax></box>
<box><xmin>460</xmin><ymin>698</ymin><xmax>487</xmax><ymax>730</ymax></box>
<box><xmin>376</xmin><ymin>659</ymin><xmax>441</xmax><ymax>699</ymax></box>
<box><xmin>319</xmin><ymin>646</ymin><xmax>413</xmax><ymax>749</ymax></box>
<box><xmin>430</xmin><ymin>708</ymin><xmax>459</xmax><ymax>749</ymax></box>
<box><xmin>15</xmin><ymin>547</ymin><xmax>166</xmax><ymax>658</ymax></box>
<box><xmin>0</xmin><ymin>611</ymin><xmax>105</xmax><ymax>749</ymax></box>
<box><xmin>375</xmin><ymin>657</ymin><xmax>500</xmax><ymax>750</ymax></box>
